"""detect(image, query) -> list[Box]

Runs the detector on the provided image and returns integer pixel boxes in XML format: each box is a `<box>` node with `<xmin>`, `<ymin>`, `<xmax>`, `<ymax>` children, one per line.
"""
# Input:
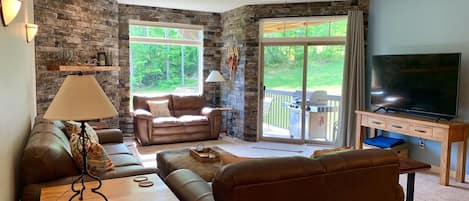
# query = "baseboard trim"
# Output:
<box><xmin>428</xmin><ymin>165</ymin><xmax>469</xmax><ymax>181</ymax></box>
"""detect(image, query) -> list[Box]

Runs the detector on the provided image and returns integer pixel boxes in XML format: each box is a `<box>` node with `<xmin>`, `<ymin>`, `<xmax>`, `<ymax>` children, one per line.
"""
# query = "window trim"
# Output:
<box><xmin>129</xmin><ymin>19</ymin><xmax>204</xmax><ymax>31</ymax></box>
<box><xmin>259</xmin><ymin>15</ymin><xmax>348</xmax><ymax>44</ymax></box>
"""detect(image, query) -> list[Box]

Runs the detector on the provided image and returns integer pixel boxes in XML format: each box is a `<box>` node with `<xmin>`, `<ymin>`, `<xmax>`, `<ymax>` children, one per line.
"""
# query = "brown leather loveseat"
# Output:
<box><xmin>165</xmin><ymin>149</ymin><xmax>404</xmax><ymax>201</ymax></box>
<box><xmin>21</xmin><ymin>118</ymin><xmax>157</xmax><ymax>201</ymax></box>
<box><xmin>133</xmin><ymin>95</ymin><xmax>222</xmax><ymax>145</ymax></box>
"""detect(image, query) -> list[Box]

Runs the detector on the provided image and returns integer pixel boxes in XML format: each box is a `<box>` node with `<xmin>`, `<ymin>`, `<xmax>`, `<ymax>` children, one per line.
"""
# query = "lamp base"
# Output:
<box><xmin>69</xmin><ymin>121</ymin><xmax>108</xmax><ymax>201</ymax></box>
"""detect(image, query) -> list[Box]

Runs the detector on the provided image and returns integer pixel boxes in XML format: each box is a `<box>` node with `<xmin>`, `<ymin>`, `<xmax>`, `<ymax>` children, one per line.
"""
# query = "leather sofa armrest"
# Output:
<box><xmin>201</xmin><ymin>107</ymin><xmax>215</xmax><ymax>116</ymax></box>
<box><xmin>133</xmin><ymin>109</ymin><xmax>153</xmax><ymax>145</ymax></box>
<box><xmin>133</xmin><ymin>109</ymin><xmax>153</xmax><ymax>120</ymax></box>
<box><xmin>201</xmin><ymin>107</ymin><xmax>222</xmax><ymax>139</ymax></box>
<box><xmin>95</xmin><ymin>129</ymin><xmax>123</xmax><ymax>144</ymax></box>
<box><xmin>166</xmin><ymin>169</ymin><xmax>214</xmax><ymax>201</ymax></box>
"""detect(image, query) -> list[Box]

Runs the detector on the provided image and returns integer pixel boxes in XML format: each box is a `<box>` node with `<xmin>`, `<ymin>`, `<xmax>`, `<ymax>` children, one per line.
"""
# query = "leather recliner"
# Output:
<box><xmin>165</xmin><ymin>149</ymin><xmax>404</xmax><ymax>201</ymax></box>
<box><xmin>133</xmin><ymin>95</ymin><xmax>222</xmax><ymax>145</ymax></box>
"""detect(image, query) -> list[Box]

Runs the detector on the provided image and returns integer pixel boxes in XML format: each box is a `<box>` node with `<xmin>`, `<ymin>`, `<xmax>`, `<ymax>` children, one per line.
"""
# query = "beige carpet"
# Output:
<box><xmin>125</xmin><ymin>135</ymin><xmax>469</xmax><ymax>201</ymax></box>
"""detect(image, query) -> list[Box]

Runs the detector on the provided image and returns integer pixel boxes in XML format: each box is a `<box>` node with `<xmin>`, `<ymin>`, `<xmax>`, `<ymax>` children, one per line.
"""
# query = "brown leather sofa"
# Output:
<box><xmin>21</xmin><ymin>118</ymin><xmax>157</xmax><ymax>201</ymax></box>
<box><xmin>165</xmin><ymin>149</ymin><xmax>404</xmax><ymax>201</ymax></box>
<box><xmin>133</xmin><ymin>95</ymin><xmax>222</xmax><ymax>145</ymax></box>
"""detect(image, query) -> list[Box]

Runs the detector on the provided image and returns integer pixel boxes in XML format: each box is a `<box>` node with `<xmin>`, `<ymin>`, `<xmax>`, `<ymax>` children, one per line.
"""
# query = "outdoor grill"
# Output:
<box><xmin>287</xmin><ymin>90</ymin><xmax>336</xmax><ymax>140</ymax></box>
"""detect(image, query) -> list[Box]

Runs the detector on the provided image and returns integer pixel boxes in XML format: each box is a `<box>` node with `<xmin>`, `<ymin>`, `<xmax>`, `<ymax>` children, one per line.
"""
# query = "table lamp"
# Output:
<box><xmin>44</xmin><ymin>74</ymin><xmax>118</xmax><ymax>201</ymax></box>
<box><xmin>205</xmin><ymin>70</ymin><xmax>225</xmax><ymax>107</ymax></box>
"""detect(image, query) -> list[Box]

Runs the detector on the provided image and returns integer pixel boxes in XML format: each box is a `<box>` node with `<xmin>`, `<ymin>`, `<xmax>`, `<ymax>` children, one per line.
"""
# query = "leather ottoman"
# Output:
<box><xmin>157</xmin><ymin>147</ymin><xmax>232</xmax><ymax>181</ymax></box>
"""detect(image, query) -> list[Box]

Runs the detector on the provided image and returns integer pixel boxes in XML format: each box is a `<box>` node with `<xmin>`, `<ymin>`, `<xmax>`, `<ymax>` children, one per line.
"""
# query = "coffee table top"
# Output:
<box><xmin>40</xmin><ymin>174</ymin><xmax>178</xmax><ymax>201</ymax></box>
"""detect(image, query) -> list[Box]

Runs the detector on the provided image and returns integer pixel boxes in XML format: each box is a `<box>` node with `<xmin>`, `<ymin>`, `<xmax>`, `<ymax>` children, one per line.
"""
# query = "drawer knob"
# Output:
<box><xmin>371</xmin><ymin>121</ymin><xmax>382</xmax><ymax>125</ymax></box>
<box><xmin>392</xmin><ymin>125</ymin><xmax>402</xmax><ymax>129</ymax></box>
<box><xmin>414</xmin><ymin>129</ymin><xmax>427</xmax><ymax>133</ymax></box>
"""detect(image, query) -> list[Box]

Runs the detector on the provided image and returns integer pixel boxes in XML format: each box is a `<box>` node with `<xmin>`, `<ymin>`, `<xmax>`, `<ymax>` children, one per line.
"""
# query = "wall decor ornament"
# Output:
<box><xmin>226</xmin><ymin>47</ymin><xmax>239</xmax><ymax>80</ymax></box>
<box><xmin>1</xmin><ymin>0</ymin><xmax>22</xmax><ymax>26</ymax></box>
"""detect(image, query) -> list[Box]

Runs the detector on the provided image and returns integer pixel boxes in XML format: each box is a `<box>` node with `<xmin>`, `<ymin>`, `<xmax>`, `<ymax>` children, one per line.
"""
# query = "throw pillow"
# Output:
<box><xmin>311</xmin><ymin>146</ymin><xmax>354</xmax><ymax>159</ymax></box>
<box><xmin>64</xmin><ymin>121</ymin><xmax>100</xmax><ymax>143</ymax></box>
<box><xmin>70</xmin><ymin>133</ymin><xmax>114</xmax><ymax>175</ymax></box>
<box><xmin>147</xmin><ymin>100</ymin><xmax>172</xmax><ymax>118</ymax></box>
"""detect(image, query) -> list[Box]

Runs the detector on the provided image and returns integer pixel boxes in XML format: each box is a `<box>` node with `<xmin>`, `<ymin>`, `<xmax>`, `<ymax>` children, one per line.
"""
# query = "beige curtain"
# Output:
<box><xmin>337</xmin><ymin>10</ymin><xmax>366</xmax><ymax>146</ymax></box>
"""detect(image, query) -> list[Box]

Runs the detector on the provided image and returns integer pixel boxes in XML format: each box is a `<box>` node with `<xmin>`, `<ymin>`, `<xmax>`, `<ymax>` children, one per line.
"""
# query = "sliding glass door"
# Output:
<box><xmin>259</xmin><ymin>16</ymin><xmax>347</xmax><ymax>144</ymax></box>
<box><xmin>262</xmin><ymin>45</ymin><xmax>305</xmax><ymax>141</ymax></box>
<box><xmin>304</xmin><ymin>45</ymin><xmax>345</xmax><ymax>143</ymax></box>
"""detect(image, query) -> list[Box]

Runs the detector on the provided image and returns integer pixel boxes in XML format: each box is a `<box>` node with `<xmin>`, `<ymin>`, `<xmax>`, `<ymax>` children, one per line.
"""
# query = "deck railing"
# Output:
<box><xmin>263</xmin><ymin>89</ymin><xmax>341</xmax><ymax>141</ymax></box>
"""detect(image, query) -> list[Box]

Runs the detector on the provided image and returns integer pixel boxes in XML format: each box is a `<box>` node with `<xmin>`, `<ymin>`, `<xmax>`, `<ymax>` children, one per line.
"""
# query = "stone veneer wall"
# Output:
<box><xmin>33</xmin><ymin>0</ymin><xmax>368</xmax><ymax>138</ymax></box>
<box><xmin>118</xmin><ymin>5</ymin><xmax>222</xmax><ymax>133</ymax></box>
<box><xmin>34</xmin><ymin>0</ymin><xmax>120</xmax><ymax>127</ymax></box>
<box><xmin>221</xmin><ymin>1</ymin><xmax>369</xmax><ymax>141</ymax></box>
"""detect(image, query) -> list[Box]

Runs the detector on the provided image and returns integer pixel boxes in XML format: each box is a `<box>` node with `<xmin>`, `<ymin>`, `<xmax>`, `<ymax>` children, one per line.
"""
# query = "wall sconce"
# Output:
<box><xmin>1</xmin><ymin>0</ymin><xmax>23</xmax><ymax>26</ymax></box>
<box><xmin>26</xmin><ymin>23</ymin><xmax>38</xmax><ymax>43</ymax></box>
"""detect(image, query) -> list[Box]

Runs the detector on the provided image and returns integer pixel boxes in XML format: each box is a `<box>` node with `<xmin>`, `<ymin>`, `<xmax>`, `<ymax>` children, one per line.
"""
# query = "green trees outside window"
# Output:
<box><xmin>129</xmin><ymin>23</ymin><xmax>203</xmax><ymax>98</ymax></box>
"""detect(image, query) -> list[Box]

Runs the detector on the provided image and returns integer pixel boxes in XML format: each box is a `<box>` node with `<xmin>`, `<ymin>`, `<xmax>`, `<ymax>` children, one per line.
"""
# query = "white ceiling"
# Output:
<box><xmin>117</xmin><ymin>0</ymin><xmax>345</xmax><ymax>13</ymax></box>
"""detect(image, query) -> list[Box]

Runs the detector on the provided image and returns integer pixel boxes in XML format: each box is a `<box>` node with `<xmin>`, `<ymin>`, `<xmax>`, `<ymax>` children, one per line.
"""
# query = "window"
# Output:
<box><xmin>129</xmin><ymin>20</ymin><xmax>204</xmax><ymax>100</ymax></box>
<box><xmin>261</xmin><ymin>16</ymin><xmax>347</xmax><ymax>44</ymax></box>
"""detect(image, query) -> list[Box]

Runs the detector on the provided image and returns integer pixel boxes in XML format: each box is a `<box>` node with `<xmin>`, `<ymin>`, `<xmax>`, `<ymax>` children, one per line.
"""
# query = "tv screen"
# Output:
<box><xmin>371</xmin><ymin>53</ymin><xmax>461</xmax><ymax>118</ymax></box>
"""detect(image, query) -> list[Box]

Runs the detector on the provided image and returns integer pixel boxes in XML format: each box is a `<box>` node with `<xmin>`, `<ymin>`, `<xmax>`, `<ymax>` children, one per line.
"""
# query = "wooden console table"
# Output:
<box><xmin>355</xmin><ymin>110</ymin><xmax>469</xmax><ymax>186</ymax></box>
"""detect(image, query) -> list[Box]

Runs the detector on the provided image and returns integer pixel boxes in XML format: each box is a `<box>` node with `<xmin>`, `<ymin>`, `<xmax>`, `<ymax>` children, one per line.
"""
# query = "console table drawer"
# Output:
<box><xmin>386</xmin><ymin>120</ymin><xmax>409</xmax><ymax>132</ymax></box>
<box><xmin>409</xmin><ymin>125</ymin><xmax>433</xmax><ymax>138</ymax></box>
<box><xmin>366</xmin><ymin>117</ymin><xmax>386</xmax><ymax>128</ymax></box>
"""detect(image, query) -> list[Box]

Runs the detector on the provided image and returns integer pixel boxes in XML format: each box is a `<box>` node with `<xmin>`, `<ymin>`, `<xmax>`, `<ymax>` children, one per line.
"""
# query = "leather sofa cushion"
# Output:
<box><xmin>166</xmin><ymin>169</ymin><xmax>214</xmax><ymax>201</ymax></box>
<box><xmin>109</xmin><ymin>154</ymin><xmax>142</xmax><ymax>167</ymax></box>
<box><xmin>30</xmin><ymin>123</ymin><xmax>67</xmax><ymax>141</ymax></box>
<box><xmin>319</xmin><ymin>147</ymin><xmax>398</xmax><ymax>172</ymax></box>
<box><xmin>100</xmin><ymin>165</ymin><xmax>157</xmax><ymax>180</ymax></box>
<box><xmin>96</xmin><ymin>129</ymin><xmax>124</xmax><ymax>144</ymax></box>
<box><xmin>22</xmin><ymin>122</ymin><xmax>79</xmax><ymax>185</ymax></box>
<box><xmin>153</xmin><ymin>117</ymin><xmax>183</xmax><ymax>128</ymax></box>
<box><xmin>172</xmin><ymin>95</ymin><xmax>205</xmax><ymax>117</ymax></box>
<box><xmin>34</xmin><ymin>117</ymin><xmax>65</xmax><ymax>130</ymax></box>
<box><xmin>153</xmin><ymin>116</ymin><xmax>208</xmax><ymax>128</ymax></box>
<box><xmin>133</xmin><ymin>95</ymin><xmax>172</xmax><ymax>111</ymax></box>
<box><xmin>103</xmin><ymin>144</ymin><xmax>132</xmax><ymax>155</ymax></box>
<box><xmin>179</xmin><ymin>115</ymin><xmax>209</xmax><ymax>126</ymax></box>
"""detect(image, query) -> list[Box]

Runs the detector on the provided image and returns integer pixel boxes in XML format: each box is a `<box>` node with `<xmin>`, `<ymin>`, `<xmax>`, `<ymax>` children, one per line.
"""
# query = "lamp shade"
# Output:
<box><xmin>205</xmin><ymin>70</ymin><xmax>225</xmax><ymax>83</ymax></box>
<box><xmin>44</xmin><ymin>75</ymin><xmax>118</xmax><ymax>121</ymax></box>
<box><xmin>1</xmin><ymin>0</ymin><xmax>22</xmax><ymax>26</ymax></box>
<box><xmin>26</xmin><ymin>23</ymin><xmax>38</xmax><ymax>43</ymax></box>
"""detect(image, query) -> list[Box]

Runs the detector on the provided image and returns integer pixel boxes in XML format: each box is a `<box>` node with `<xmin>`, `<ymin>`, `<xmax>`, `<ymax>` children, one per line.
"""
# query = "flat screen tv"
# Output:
<box><xmin>371</xmin><ymin>53</ymin><xmax>461</xmax><ymax>119</ymax></box>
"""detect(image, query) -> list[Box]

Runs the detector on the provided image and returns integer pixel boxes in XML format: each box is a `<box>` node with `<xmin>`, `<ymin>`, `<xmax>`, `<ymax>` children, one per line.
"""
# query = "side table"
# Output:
<box><xmin>215</xmin><ymin>107</ymin><xmax>233</xmax><ymax>137</ymax></box>
<box><xmin>399</xmin><ymin>159</ymin><xmax>431</xmax><ymax>201</ymax></box>
<box><xmin>40</xmin><ymin>174</ymin><xmax>178</xmax><ymax>201</ymax></box>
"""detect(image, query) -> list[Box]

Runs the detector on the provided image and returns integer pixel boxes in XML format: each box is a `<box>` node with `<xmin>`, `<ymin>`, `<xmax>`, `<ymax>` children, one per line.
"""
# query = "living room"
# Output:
<box><xmin>1</xmin><ymin>0</ymin><xmax>469</xmax><ymax>201</ymax></box>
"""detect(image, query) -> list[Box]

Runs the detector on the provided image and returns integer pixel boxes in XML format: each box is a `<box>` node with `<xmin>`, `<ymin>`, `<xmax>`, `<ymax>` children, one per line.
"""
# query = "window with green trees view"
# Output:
<box><xmin>129</xmin><ymin>21</ymin><xmax>204</xmax><ymax>99</ymax></box>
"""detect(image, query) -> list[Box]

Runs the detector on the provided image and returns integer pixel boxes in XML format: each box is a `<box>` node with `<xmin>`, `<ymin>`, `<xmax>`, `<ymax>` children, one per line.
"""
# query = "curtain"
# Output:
<box><xmin>337</xmin><ymin>10</ymin><xmax>366</xmax><ymax>146</ymax></box>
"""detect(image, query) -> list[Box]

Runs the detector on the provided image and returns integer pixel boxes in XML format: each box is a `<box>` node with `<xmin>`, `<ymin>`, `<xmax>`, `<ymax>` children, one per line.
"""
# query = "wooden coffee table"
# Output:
<box><xmin>40</xmin><ymin>174</ymin><xmax>178</xmax><ymax>201</ymax></box>
<box><xmin>399</xmin><ymin>159</ymin><xmax>431</xmax><ymax>201</ymax></box>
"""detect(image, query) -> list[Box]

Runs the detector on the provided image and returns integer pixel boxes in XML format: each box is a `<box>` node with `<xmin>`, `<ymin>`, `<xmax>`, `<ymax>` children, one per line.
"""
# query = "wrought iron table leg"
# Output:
<box><xmin>406</xmin><ymin>172</ymin><xmax>415</xmax><ymax>201</ymax></box>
